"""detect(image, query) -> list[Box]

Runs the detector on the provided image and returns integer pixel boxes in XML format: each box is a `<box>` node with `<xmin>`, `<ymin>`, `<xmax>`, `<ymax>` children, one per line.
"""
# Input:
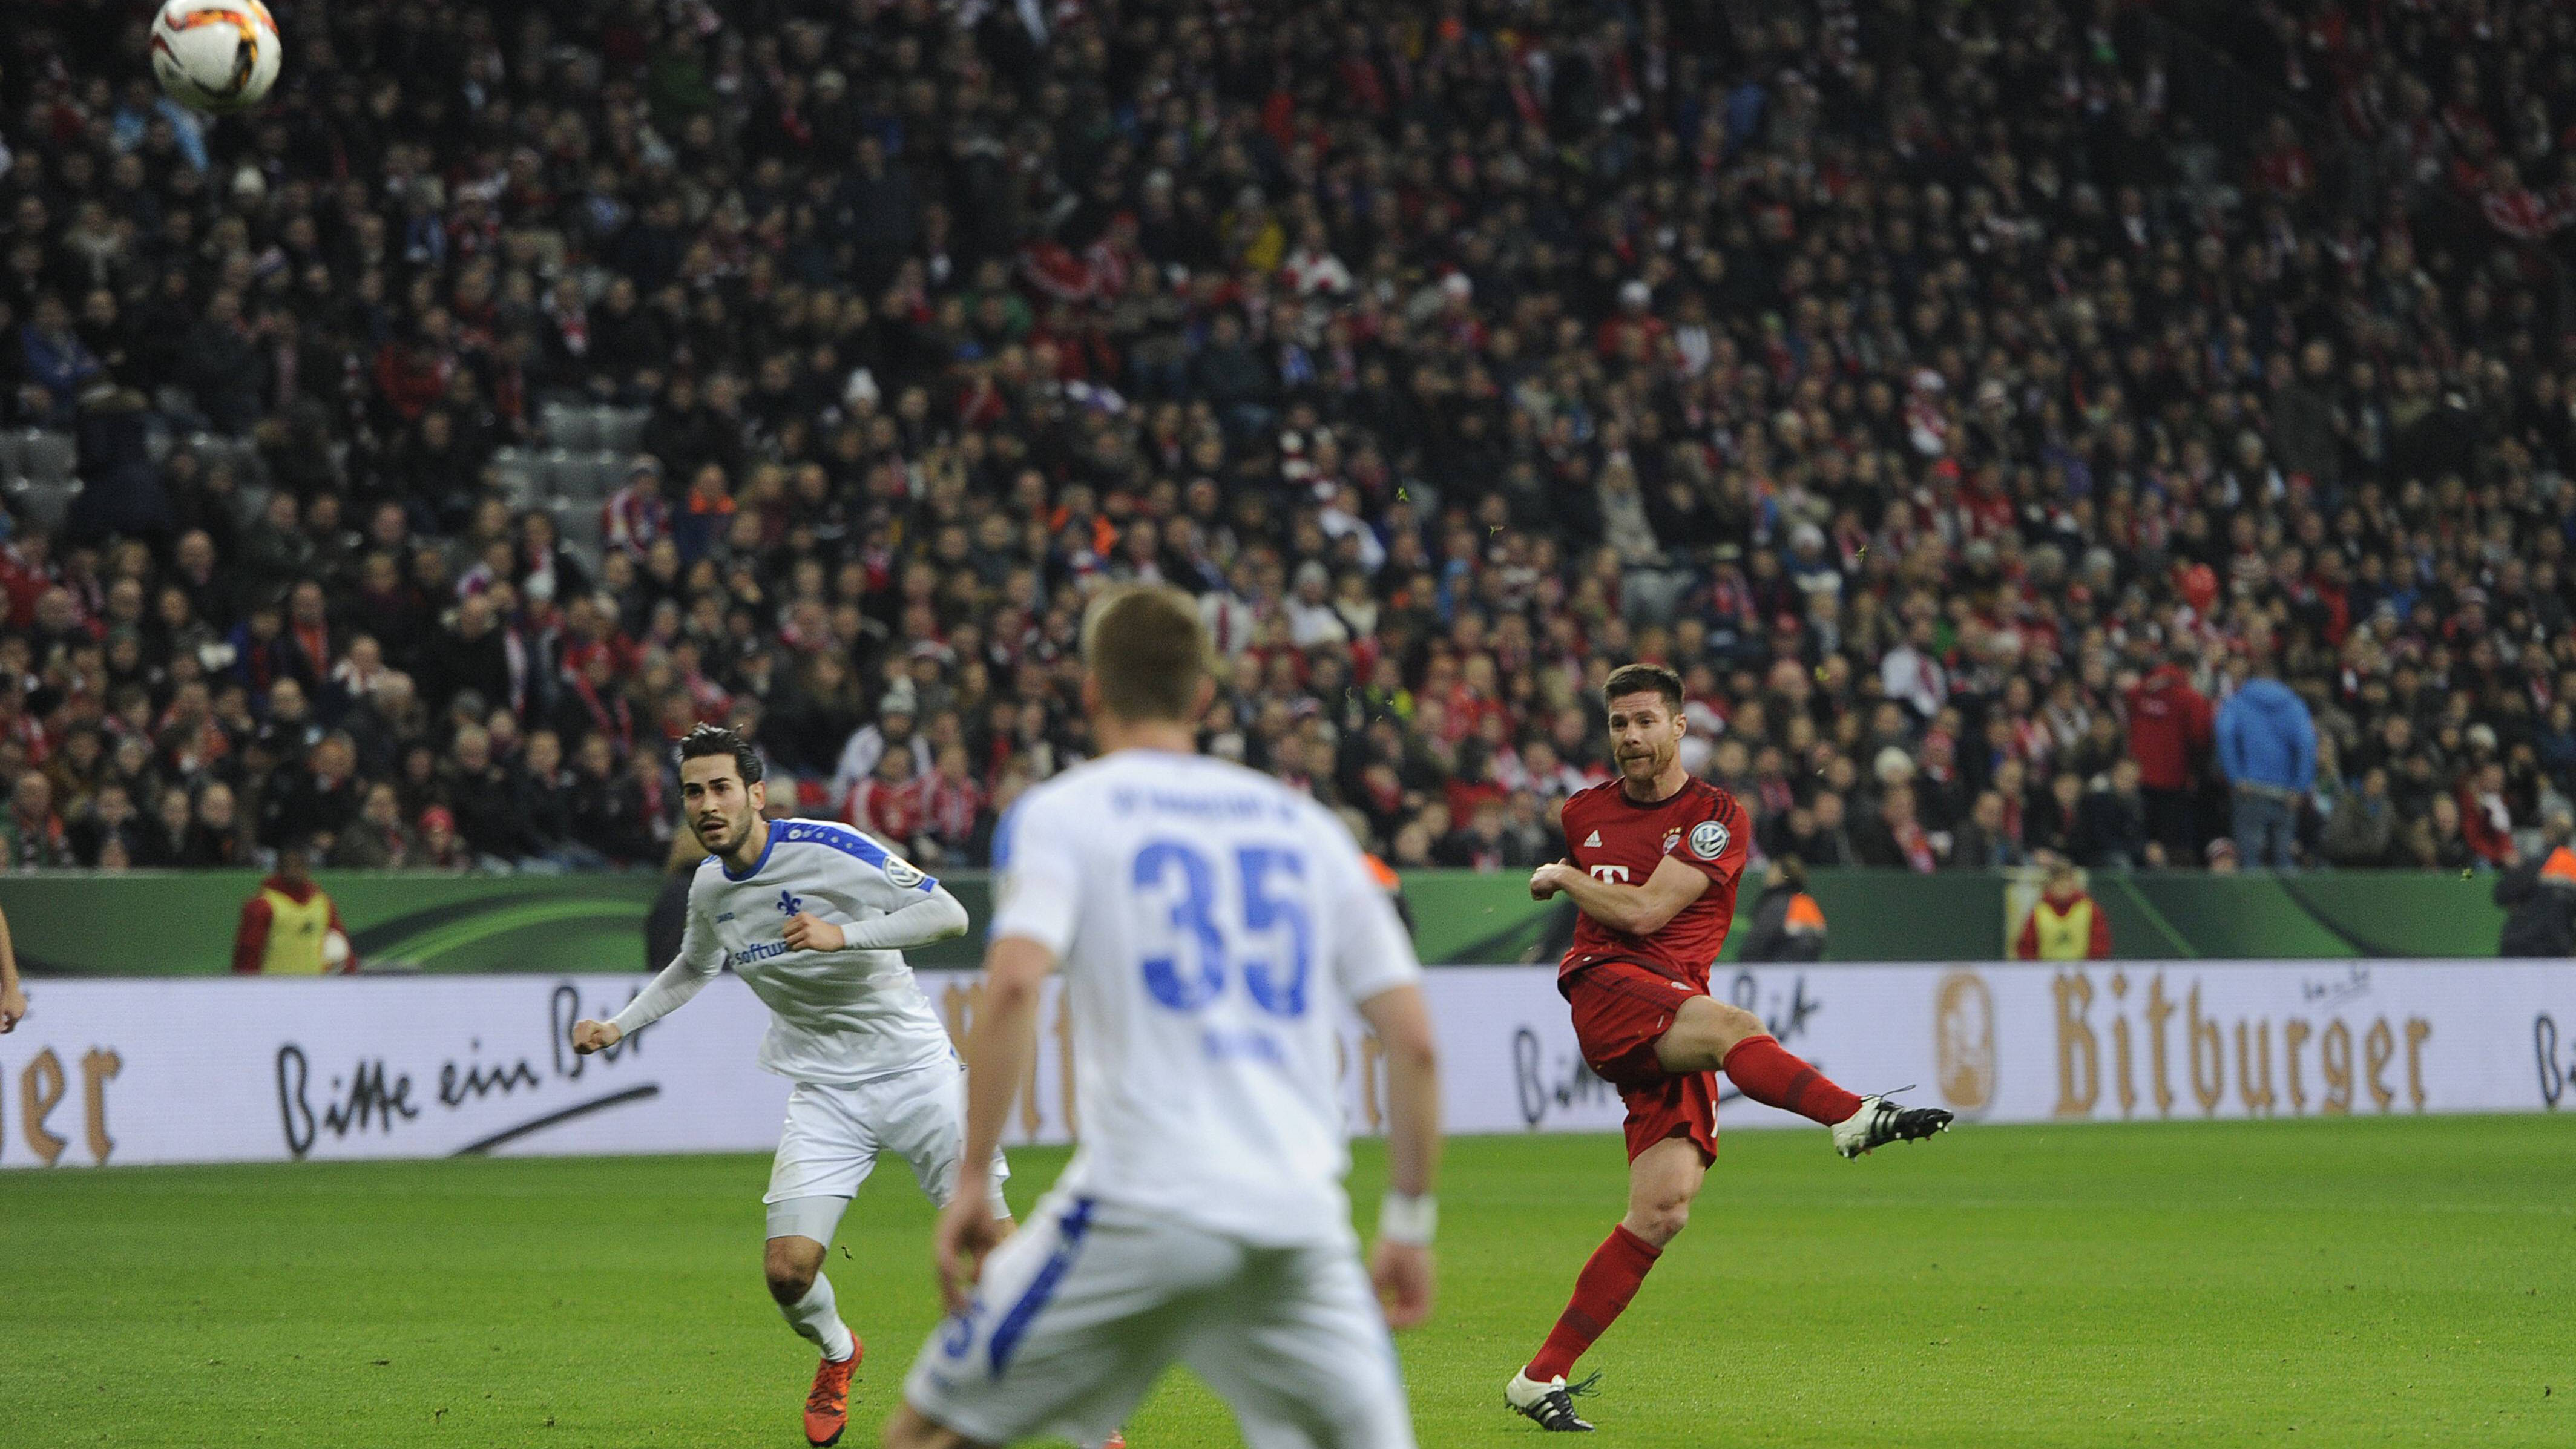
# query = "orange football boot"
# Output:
<box><xmin>803</xmin><ymin>1341</ymin><xmax>861</xmax><ymax>1446</ymax></box>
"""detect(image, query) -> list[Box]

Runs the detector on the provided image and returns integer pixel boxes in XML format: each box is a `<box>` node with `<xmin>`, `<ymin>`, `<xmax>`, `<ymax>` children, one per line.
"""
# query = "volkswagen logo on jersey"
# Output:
<box><xmin>881</xmin><ymin>856</ymin><xmax>925</xmax><ymax>889</ymax></box>
<box><xmin>1689</xmin><ymin>820</ymin><xmax>1729</xmax><ymax>859</ymax></box>
<box><xmin>775</xmin><ymin>889</ymin><xmax>803</xmax><ymax>916</ymax></box>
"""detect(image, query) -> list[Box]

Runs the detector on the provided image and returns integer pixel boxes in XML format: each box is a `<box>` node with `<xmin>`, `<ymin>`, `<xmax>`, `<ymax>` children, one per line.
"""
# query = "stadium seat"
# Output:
<box><xmin>597</xmin><ymin>408</ymin><xmax>648</xmax><ymax>453</ymax></box>
<box><xmin>18</xmin><ymin>430</ymin><xmax>76</xmax><ymax>486</ymax></box>
<box><xmin>488</xmin><ymin>447</ymin><xmax>541</xmax><ymax>503</ymax></box>
<box><xmin>7</xmin><ymin>479</ymin><xmax>80</xmax><ymax>532</ymax></box>
<box><xmin>542</xmin><ymin>402</ymin><xmax>599</xmax><ymax>451</ymax></box>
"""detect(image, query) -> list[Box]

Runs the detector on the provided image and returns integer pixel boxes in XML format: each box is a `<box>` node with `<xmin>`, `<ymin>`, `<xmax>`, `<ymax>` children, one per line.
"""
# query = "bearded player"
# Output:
<box><xmin>570</xmin><ymin>725</ymin><xmax>1012</xmax><ymax>1448</ymax></box>
<box><xmin>1502</xmin><ymin>664</ymin><xmax>1951</xmax><ymax>1432</ymax></box>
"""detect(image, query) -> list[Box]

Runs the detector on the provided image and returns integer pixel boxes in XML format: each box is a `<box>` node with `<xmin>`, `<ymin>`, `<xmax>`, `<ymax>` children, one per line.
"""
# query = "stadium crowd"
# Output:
<box><xmin>2</xmin><ymin>0</ymin><xmax>2575</xmax><ymax>878</ymax></box>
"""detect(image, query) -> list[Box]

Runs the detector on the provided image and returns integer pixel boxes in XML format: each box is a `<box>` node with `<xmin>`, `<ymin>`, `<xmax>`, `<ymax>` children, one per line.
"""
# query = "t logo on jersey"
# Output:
<box><xmin>775</xmin><ymin>888</ymin><xmax>803</xmax><ymax>917</ymax></box>
<box><xmin>1589</xmin><ymin>864</ymin><xmax>1631</xmax><ymax>884</ymax></box>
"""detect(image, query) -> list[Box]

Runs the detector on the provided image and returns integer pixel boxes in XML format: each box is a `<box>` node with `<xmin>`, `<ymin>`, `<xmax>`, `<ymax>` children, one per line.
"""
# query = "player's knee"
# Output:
<box><xmin>1706</xmin><ymin>1002</ymin><xmax>1764</xmax><ymax>1054</ymax></box>
<box><xmin>1628</xmin><ymin>1200</ymin><xmax>1690</xmax><ymax>1247</ymax></box>
<box><xmin>763</xmin><ymin>1241</ymin><xmax>819</xmax><ymax>1303</ymax></box>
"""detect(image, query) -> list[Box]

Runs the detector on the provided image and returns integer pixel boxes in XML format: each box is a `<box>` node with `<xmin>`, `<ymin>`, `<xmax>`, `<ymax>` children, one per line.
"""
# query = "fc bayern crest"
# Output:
<box><xmin>1689</xmin><ymin>820</ymin><xmax>1729</xmax><ymax>859</ymax></box>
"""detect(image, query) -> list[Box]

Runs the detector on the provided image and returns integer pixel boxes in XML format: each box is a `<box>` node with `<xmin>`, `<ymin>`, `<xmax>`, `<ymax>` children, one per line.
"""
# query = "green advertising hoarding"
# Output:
<box><xmin>0</xmin><ymin>866</ymin><xmax>2511</xmax><ymax>977</ymax></box>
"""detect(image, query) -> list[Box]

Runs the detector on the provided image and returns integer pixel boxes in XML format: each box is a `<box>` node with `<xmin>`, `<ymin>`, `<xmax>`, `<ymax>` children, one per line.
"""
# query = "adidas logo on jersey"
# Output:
<box><xmin>1584</xmin><ymin>830</ymin><xmax>1603</xmax><ymax>847</ymax></box>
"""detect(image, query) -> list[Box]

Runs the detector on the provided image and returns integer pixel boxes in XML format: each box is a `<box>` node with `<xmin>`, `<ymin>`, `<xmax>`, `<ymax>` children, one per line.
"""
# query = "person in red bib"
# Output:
<box><xmin>1503</xmin><ymin>663</ymin><xmax>1953</xmax><ymax>1432</ymax></box>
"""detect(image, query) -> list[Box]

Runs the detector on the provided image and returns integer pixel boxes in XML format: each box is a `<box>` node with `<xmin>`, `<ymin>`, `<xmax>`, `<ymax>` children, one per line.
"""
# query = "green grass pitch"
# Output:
<box><xmin>3</xmin><ymin>1116</ymin><xmax>2569</xmax><ymax>1447</ymax></box>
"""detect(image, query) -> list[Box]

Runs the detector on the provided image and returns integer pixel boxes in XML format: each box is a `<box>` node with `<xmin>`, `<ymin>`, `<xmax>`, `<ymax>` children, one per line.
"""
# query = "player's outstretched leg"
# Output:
<box><xmin>767</xmin><ymin>1234</ymin><xmax>861</xmax><ymax>1445</ymax></box>
<box><xmin>1660</xmin><ymin>1000</ymin><xmax>1955</xmax><ymax>1156</ymax></box>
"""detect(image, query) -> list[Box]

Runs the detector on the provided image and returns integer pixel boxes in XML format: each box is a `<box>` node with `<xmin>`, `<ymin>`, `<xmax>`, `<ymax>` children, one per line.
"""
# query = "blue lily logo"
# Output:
<box><xmin>776</xmin><ymin>888</ymin><xmax>803</xmax><ymax>917</ymax></box>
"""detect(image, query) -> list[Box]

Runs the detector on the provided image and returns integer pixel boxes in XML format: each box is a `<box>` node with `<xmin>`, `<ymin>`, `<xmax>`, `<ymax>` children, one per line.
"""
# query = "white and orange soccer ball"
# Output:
<box><xmin>150</xmin><ymin>0</ymin><xmax>281</xmax><ymax>114</ymax></box>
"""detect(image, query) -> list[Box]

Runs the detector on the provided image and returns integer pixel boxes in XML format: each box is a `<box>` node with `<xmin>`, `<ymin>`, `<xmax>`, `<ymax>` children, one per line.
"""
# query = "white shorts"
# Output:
<box><xmin>762</xmin><ymin>1061</ymin><xmax>1010</xmax><ymax>1243</ymax></box>
<box><xmin>903</xmin><ymin>1191</ymin><xmax>1415</xmax><ymax>1449</ymax></box>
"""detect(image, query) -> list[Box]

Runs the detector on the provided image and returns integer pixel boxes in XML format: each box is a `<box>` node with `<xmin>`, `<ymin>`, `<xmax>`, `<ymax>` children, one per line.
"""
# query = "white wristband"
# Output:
<box><xmin>1377</xmin><ymin>1191</ymin><xmax>1437</xmax><ymax>1246</ymax></box>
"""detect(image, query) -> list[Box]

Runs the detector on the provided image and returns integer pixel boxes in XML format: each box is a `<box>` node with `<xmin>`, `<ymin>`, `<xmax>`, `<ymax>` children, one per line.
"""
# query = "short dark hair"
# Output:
<box><xmin>1602</xmin><ymin>662</ymin><xmax>1685</xmax><ymax>714</ymax></box>
<box><xmin>675</xmin><ymin>723</ymin><xmax>763</xmax><ymax>784</ymax></box>
<box><xmin>1083</xmin><ymin>585</ymin><xmax>1209</xmax><ymax>723</ymax></box>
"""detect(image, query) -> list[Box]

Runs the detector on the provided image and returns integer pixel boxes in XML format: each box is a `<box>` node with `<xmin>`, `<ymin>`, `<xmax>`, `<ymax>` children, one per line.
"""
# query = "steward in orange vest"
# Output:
<box><xmin>1741</xmin><ymin>855</ymin><xmax>1828</xmax><ymax>962</ymax></box>
<box><xmin>2494</xmin><ymin>810</ymin><xmax>2576</xmax><ymax>958</ymax></box>
<box><xmin>2014</xmin><ymin>860</ymin><xmax>2112</xmax><ymax>960</ymax></box>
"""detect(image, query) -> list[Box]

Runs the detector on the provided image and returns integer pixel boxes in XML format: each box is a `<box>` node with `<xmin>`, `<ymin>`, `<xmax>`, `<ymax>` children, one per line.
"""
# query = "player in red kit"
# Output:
<box><xmin>1502</xmin><ymin>663</ymin><xmax>1953</xmax><ymax>1431</ymax></box>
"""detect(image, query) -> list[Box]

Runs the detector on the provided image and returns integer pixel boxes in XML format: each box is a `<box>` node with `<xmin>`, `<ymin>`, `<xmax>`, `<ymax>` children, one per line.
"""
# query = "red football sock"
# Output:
<box><xmin>1525</xmin><ymin>1225</ymin><xmax>1661</xmax><ymax>1382</ymax></box>
<box><xmin>1720</xmin><ymin>1034</ymin><xmax>1864</xmax><ymax>1125</ymax></box>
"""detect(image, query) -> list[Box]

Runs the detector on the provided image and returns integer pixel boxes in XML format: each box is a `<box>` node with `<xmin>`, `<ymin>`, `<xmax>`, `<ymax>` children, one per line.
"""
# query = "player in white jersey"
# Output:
<box><xmin>884</xmin><ymin>585</ymin><xmax>1444</xmax><ymax>1449</ymax></box>
<box><xmin>571</xmin><ymin>724</ymin><xmax>1008</xmax><ymax>1448</ymax></box>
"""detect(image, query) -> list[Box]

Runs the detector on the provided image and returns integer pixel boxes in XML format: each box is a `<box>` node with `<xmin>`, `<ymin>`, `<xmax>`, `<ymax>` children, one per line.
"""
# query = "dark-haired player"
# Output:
<box><xmin>1503</xmin><ymin>665</ymin><xmax>1951</xmax><ymax>1431</ymax></box>
<box><xmin>570</xmin><ymin>724</ymin><xmax>1006</xmax><ymax>1448</ymax></box>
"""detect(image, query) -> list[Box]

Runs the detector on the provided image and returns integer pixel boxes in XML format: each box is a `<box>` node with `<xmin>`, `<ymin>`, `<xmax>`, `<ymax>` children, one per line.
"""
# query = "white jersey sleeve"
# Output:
<box><xmin>609</xmin><ymin>862</ymin><xmax>727</xmax><ymax>1036</ymax></box>
<box><xmin>986</xmin><ymin>797</ymin><xmax>1081</xmax><ymax>956</ymax></box>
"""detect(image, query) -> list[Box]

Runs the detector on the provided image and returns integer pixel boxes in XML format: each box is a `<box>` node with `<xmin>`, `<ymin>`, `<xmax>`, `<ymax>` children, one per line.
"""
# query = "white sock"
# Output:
<box><xmin>780</xmin><ymin>1273</ymin><xmax>856</xmax><ymax>1362</ymax></box>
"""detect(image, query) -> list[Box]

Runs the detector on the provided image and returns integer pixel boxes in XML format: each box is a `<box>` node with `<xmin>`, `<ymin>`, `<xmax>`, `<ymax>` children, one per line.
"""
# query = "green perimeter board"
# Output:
<box><xmin>0</xmin><ymin>866</ymin><xmax>2513</xmax><ymax>975</ymax></box>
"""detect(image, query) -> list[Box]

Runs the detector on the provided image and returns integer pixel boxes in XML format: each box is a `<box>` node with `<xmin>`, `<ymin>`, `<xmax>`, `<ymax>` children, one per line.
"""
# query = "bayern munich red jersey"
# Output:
<box><xmin>1556</xmin><ymin>775</ymin><xmax>1752</xmax><ymax>990</ymax></box>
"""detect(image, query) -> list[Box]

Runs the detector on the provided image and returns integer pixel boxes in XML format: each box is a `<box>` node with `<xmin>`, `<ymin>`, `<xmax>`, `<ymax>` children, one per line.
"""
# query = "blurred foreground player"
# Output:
<box><xmin>572</xmin><ymin>725</ymin><xmax>1003</xmax><ymax>1447</ymax></box>
<box><xmin>1505</xmin><ymin>664</ymin><xmax>1951</xmax><ymax>1431</ymax></box>
<box><xmin>885</xmin><ymin>585</ymin><xmax>1442</xmax><ymax>1449</ymax></box>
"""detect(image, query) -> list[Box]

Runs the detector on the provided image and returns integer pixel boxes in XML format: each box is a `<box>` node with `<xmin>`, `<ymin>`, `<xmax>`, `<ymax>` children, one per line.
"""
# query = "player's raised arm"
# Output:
<box><xmin>1532</xmin><ymin>853</ymin><xmax>1712</xmax><ymax>937</ymax></box>
<box><xmin>576</xmin><ymin>873</ymin><xmax>725</xmax><ymax>1054</ymax></box>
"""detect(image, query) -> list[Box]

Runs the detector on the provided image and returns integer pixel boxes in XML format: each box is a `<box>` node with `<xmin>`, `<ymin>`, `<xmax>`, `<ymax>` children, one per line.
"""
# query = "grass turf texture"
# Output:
<box><xmin>2</xmin><ymin>1117</ymin><xmax>2568</xmax><ymax>1447</ymax></box>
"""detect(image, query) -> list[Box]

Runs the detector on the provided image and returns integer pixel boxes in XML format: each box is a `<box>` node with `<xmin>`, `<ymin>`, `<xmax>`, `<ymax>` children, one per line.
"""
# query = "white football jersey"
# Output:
<box><xmin>987</xmin><ymin>749</ymin><xmax>1421</xmax><ymax>1246</ymax></box>
<box><xmin>675</xmin><ymin>818</ymin><xmax>957</xmax><ymax>1085</ymax></box>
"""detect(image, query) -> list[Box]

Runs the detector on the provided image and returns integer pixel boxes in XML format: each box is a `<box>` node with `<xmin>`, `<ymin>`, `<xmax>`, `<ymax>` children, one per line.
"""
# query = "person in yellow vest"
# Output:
<box><xmin>2014</xmin><ymin>858</ymin><xmax>2112</xmax><ymax>960</ymax></box>
<box><xmin>231</xmin><ymin>841</ymin><xmax>357</xmax><ymax>975</ymax></box>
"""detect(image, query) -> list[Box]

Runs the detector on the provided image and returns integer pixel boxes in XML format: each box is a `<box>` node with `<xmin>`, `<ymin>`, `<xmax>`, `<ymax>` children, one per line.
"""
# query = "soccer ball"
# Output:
<box><xmin>150</xmin><ymin>0</ymin><xmax>281</xmax><ymax>114</ymax></box>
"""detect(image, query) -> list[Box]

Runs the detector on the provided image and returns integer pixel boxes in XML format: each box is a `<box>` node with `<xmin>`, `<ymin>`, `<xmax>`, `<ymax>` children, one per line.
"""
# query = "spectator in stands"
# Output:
<box><xmin>415</xmin><ymin>805</ymin><xmax>472</xmax><ymax>872</ymax></box>
<box><xmin>69</xmin><ymin>780</ymin><xmax>138</xmax><ymax>867</ymax></box>
<box><xmin>2126</xmin><ymin>652</ymin><xmax>2215</xmax><ymax>866</ymax></box>
<box><xmin>2217</xmin><ymin>656</ymin><xmax>2319</xmax><ymax>870</ymax></box>
<box><xmin>2322</xmin><ymin>768</ymin><xmax>2399</xmax><ymax>869</ymax></box>
<box><xmin>0</xmin><ymin>0</ymin><xmax>2564</xmax><ymax>890</ymax></box>
<box><xmin>1945</xmin><ymin>791</ymin><xmax>2014</xmax><ymax>872</ymax></box>
<box><xmin>330</xmin><ymin>782</ymin><xmax>415</xmax><ymax>870</ymax></box>
<box><xmin>2014</xmin><ymin>861</ymin><xmax>2115</xmax><ymax>961</ymax></box>
<box><xmin>4</xmin><ymin>772</ymin><xmax>71</xmax><ymax>869</ymax></box>
<box><xmin>2082</xmin><ymin>761</ymin><xmax>2153</xmax><ymax>872</ymax></box>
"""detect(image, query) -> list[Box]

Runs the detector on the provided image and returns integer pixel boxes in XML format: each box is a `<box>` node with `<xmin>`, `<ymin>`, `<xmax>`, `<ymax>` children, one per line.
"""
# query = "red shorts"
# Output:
<box><xmin>1564</xmin><ymin>959</ymin><xmax>1719</xmax><ymax>1164</ymax></box>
